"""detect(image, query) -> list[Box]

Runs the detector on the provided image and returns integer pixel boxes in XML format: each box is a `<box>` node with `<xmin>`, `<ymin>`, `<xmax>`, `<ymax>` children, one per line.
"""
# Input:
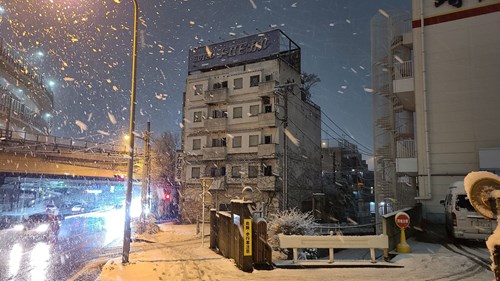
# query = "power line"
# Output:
<box><xmin>321</xmin><ymin>112</ymin><xmax>373</xmax><ymax>154</ymax></box>
<box><xmin>282</xmin><ymin>90</ymin><xmax>373</xmax><ymax>155</ymax></box>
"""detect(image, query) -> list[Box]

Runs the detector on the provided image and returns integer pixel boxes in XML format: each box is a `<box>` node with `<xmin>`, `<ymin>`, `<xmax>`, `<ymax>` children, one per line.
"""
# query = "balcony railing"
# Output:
<box><xmin>258</xmin><ymin>143</ymin><xmax>277</xmax><ymax>158</ymax></box>
<box><xmin>258</xmin><ymin>112</ymin><xmax>277</xmax><ymax>127</ymax></box>
<box><xmin>258</xmin><ymin>80</ymin><xmax>278</xmax><ymax>93</ymax></box>
<box><xmin>0</xmin><ymin>90</ymin><xmax>49</xmax><ymax>133</ymax></box>
<box><xmin>202</xmin><ymin>146</ymin><xmax>227</xmax><ymax>160</ymax></box>
<box><xmin>204</xmin><ymin>117</ymin><xmax>227</xmax><ymax>131</ymax></box>
<box><xmin>0</xmin><ymin>40</ymin><xmax>54</xmax><ymax>105</ymax></box>
<box><xmin>257</xmin><ymin>176</ymin><xmax>276</xmax><ymax>191</ymax></box>
<box><xmin>396</xmin><ymin>139</ymin><xmax>416</xmax><ymax>158</ymax></box>
<box><xmin>393</xmin><ymin>61</ymin><xmax>413</xmax><ymax>80</ymax></box>
<box><xmin>204</xmin><ymin>88</ymin><xmax>228</xmax><ymax>104</ymax></box>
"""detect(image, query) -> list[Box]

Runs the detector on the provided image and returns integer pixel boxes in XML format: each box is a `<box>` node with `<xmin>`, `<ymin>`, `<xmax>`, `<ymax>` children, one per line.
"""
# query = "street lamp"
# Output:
<box><xmin>122</xmin><ymin>0</ymin><xmax>139</xmax><ymax>265</ymax></box>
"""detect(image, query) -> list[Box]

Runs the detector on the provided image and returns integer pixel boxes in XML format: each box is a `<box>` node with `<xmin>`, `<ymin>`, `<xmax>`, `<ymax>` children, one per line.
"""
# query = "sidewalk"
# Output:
<box><xmin>95</xmin><ymin>224</ymin><xmax>495</xmax><ymax>281</ymax></box>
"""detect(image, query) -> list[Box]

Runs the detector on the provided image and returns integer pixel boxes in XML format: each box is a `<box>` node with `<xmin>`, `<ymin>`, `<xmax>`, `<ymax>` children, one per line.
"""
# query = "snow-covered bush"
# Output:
<box><xmin>267</xmin><ymin>208</ymin><xmax>318</xmax><ymax>259</ymax></box>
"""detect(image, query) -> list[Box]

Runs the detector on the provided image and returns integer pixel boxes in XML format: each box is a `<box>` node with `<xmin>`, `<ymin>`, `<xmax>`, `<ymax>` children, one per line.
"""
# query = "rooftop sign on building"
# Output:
<box><xmin>188</xmin><ymin>29</ymin><xmax>282</xmax><ymax>73</ymax></box>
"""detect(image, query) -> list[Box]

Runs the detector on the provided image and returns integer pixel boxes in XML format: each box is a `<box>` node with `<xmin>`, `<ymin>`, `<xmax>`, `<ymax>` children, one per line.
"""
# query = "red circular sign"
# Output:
<box><xmin>395</xmin><ymin>212</ymin><xmax>410</xmax><ymax>229</ymax></box>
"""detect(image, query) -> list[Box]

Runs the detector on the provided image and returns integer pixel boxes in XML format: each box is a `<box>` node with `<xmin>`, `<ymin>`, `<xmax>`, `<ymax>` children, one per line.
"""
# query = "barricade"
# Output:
<box><xmin>278</xmin><ymin>233</ymin><xmax>389</xmax><ymax>263</ymax></box>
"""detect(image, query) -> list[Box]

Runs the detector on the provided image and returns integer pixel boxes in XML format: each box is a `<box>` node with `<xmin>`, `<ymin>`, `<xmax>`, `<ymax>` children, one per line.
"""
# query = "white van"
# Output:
<box><xmin>441</xmin><ymin>181</ymin><xmax>497</xmax><ymax>240</ymax></box>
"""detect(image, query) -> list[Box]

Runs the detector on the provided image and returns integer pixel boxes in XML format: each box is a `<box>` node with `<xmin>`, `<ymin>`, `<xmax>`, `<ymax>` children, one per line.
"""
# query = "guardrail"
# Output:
<box><xmin>278</xmin><ymin>233</ymin><xmax>389</xmax><ymax>263</ymax></box>
<box><xmin>0</xmin><ymin>128</ymin><xmax>142</xmax><ymax>155</ymax></box>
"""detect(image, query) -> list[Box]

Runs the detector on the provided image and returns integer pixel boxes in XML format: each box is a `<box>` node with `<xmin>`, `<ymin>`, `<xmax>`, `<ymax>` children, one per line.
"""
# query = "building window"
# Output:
<box><xmin>210</xmin><ymin>167</ymin><xmax>226</xmax><ymax>177</ymax></box>
<box><xmin>265</xmin><ymin>74</ymin><xmax>273</xmax><ymax>82</ymax></box>
<box><xmin>248</xmin><ymin>166</ymin><xmax>259</xmax><ymax>178</ymax></box>
<box><xmin>194</xmin><ymin>111</ymin><xmax>203</xmax><ymax>122</ymax></box>
<box><xmin>249</xmin><ymin>105</ymin><xmax>259</xmax><ymax>116</ymax></box>
<box><xmin>250</xmin><ymin>75</ymin><xmax>260</xmax><ymax>87</ymax></box>
<box><xmin>194</xmin><ymin>84</ymin><xmax>203</xmax><ymax>96</ymax></box>
<box><xmin>233</xmin><ymin>78</ymin><xmax>243</xmax><ymax>89</ymax></box>
<box><xmin>213</xmin><ymin>81</ymin><xmax>228</xmax><ymax>89</ymax></box>
<box><xmin>264</xmin><ymin>135</ymin><xmax>272</xmax><ymax>144</ymax></box>
<box><xmin>212</xmin><ymin>110</ymin><xmax>227</xmax><ymax>118</ymax></box>
<box><xmin>192</xmin><ymin>139</ymin><xmax>201</xmax><ymax>150</ymax></box>
<box><xmin>192</xmin><ymin>167</ymin><xmax>201</xmax><ymax>179</ymax></box>
<box><xmin>262</xmin><ymin>96</ymin><xmax>272</xmax><ymax>112</ymax></box>
<box><xmin>263</xmin><ymin>165</ymin><xmax>272</xmax><ymax>176</ymax></box>
<box><xmin>249</xmin><ymin>135</ymin><xmax>259</xmax><ymax>147</ymax></box>
<box><xmin>232</xmin><ymin>136</ymin><xmax>242</xmax><ymax>148</ymax></box>
<box><xmin>212</xmin><ymin>138</ymin><xmax>226</xmax><ymax>147</ymax></box>
<box><xmin>210</xmin><ymin>167</ymin><xmax>217</xmax><ymax>177</ymax></box>
<box><xmin>233</xmin><ymin>107</ymin><xmax>242</xmax><ymax>118</ymax></box>
<box><xmin>232</xmin><ymin>166</ymin><xmax>241</xmax><ymax>178</ymax></box>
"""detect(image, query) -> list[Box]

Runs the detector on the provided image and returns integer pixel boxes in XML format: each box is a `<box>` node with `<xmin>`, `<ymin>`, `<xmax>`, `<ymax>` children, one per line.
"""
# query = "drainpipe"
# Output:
<box><xmin>418</xmin><ymin>0</ymin><xmax>432</xmax><ymax>200</ymax></box>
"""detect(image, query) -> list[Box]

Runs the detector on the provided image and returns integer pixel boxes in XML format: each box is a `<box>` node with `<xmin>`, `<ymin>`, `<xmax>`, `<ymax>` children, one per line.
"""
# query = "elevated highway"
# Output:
<box><xmin>0</xmin><ymin>129</ymin><xmax>143</xmax><ymax>179</ymax></box>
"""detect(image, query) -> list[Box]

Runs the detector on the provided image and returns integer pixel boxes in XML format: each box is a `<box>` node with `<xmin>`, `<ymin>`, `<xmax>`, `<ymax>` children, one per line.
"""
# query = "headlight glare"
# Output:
<box><xmin>13</xmin><ymin>224</ymin><xmax>24</xmax><ymax>231</ymax></box>
<box><xmin>35</xmin><ymin>224</ymin><xmax>49</xmax><ymax>232</ymax></box>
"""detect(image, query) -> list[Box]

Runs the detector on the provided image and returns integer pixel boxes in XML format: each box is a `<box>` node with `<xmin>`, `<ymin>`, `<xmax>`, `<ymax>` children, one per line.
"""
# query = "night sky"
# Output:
<box><xmin>0</xmin><ymin>0</ymin><xmax>411</xmax><ymax>157</ymax></box>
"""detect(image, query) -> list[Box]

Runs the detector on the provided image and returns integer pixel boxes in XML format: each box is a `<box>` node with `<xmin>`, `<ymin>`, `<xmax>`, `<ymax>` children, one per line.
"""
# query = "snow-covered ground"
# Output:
<box><xmin>97</xmin><ymin>224</ymin><xmax>495</xmax><ymax>281</ymax></box>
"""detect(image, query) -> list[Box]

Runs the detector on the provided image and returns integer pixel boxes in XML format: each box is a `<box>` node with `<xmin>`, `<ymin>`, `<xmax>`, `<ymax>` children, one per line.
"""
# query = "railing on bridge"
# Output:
<box><xmin>0</xmin><ymin>128</ymin><xmax>140</xmax><ymax>155</ymax></box>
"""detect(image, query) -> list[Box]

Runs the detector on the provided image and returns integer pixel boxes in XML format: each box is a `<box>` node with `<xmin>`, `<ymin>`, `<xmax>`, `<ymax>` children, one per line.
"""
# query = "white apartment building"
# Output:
<box><xmin>179</xmin><ymin>30</ymin><xmax>322</xmax><ymax>222</ymax></box>
<box><xmin>371</xmin><ymin>1</ymin><xmax>500</xmax><ymax>224</ymax></box>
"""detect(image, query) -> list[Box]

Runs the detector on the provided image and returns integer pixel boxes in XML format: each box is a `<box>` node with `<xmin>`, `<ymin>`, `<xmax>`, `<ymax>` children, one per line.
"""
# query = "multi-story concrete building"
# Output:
<box><xmin>0</xmin><ymin>38</ymin><xmax>54</xmax><ymax>137</ymax></box>
<box><xmin>371</xmin><ymin>1</ymin><xmax>500</xmax><ymax>224</ymax></box>
<box><xmin>321</xmin><ymin>139</ymin><xmax>372</xmax><ymax>224</ymax></box>
<box><xmin>179</xmin><ymin>30</ymin><xmax>322</xmax><ymax>222</ymax></box>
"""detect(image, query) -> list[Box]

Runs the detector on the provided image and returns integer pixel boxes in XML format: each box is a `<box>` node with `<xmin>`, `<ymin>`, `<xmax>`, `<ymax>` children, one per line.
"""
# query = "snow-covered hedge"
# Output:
<box><xmin>267</xmin><ymin>208</ymin><xmax>318</xmax><ymax>251</ymax></box>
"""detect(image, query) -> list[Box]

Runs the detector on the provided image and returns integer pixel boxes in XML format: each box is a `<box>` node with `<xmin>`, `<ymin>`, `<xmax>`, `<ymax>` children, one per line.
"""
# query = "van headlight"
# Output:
<box><xmin>35</xmin><ymin>224</ymin><xmax>49</xmax><ymax>233</ymax></box>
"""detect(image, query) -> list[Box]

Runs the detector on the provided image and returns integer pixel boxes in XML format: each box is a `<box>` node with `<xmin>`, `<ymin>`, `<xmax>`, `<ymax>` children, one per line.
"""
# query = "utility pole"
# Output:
<box><xmin>283</xmin><ymin>86</ymin><xmax>289</xmax><ymax>210</ymax></box>
<box><xmin>274</xmin><ymin>83</ymin><xmax>296</xmax><ymax>211</ymax></box>
<box><xmin>140</xmin><ymin>121</ymin><xmax>150</xmax><ymax>232</ymax></box>
<box><xmin>122</xmin><ymin>0</ymin><xmax>139</xmax><ymax>265</ymax></box>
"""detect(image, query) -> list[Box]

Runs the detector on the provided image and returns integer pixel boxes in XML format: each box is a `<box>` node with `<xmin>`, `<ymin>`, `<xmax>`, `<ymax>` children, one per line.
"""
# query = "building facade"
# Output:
<box><xmin>371</xmin><ymin>1</ymin><xmax>500</xmax><ymax>224</ymax></box>
<box><xmin>179</xmin><ymin>30</ymin><xmax>322</xmax><ymax>223</ymax></box>
<box><xmin>321</xmin><ymin>139</ymin><xmax>373</xmax><ymax>224</ymax></box>
<box><xmin>0</xmin><ymin>38</ymin><xmax>54</xmax><ymax>137</ymax></box>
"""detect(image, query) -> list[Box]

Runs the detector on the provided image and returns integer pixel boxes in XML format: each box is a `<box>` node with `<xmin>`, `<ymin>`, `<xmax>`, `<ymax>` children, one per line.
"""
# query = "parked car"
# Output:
<box><xmin>71</xmin><ymin>204</ymin><xmax>85</xmax><ymax>213</ymax></box>
<box><xmin>441</xmin><ymin>181</ymin><xmax>497</xmax><ymax>241</ymax></box>
<box><xmin>13</xmin><ymin>213</ymin><xmax>60</xmax><ymax>242</ymax></box>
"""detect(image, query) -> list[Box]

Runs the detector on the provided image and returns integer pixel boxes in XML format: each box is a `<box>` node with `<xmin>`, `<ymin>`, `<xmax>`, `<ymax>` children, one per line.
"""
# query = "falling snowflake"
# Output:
<box><xmin>75</xmin><ymin>120</ymin><xmax>88</xmax><ymax>132</ymax></box>
<box><xmin>108</xmin><ymin>112</ymin><xmax>117</xmax><ymax>124</ymax></box>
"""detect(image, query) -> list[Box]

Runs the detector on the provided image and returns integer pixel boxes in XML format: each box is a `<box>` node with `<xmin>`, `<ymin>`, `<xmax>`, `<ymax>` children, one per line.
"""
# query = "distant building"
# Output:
<box><xmin>0</xmin><ymin>38</ymin><xmax>54</xmax><ymax>137</ymax></box>
<box><xmin>371</xmin><ymin>1</ymin><xmax>500</xmax><ymax>224</ymax></box>
<box><xmin>321</xmin><ymin>139</ymin><xmax>373</xmax><ymax>224</ymax></box>
<box><xmin>178</xmin><ymin>30</ymin><xmax>322</xmax><ymax>223</ymax></box>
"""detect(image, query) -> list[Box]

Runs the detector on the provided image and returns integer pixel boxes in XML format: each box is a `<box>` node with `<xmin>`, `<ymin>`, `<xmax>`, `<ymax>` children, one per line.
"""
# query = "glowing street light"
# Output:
<box><xmin>122</xmin><ymin>0</ymin><xmax>139</xmax><ymax>265</ymax></box>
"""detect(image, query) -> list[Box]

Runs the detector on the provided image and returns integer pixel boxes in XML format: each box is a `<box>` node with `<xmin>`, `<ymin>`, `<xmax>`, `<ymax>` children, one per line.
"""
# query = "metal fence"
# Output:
<box><xmin>210</xmin><ymin>201</ymin><xmax>273</xmax><ymax>272</ymax></box>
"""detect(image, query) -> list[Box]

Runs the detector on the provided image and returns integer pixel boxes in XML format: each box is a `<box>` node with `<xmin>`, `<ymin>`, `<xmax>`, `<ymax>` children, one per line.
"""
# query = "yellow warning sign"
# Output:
<box><xmin>243</xmin><ymin>219</ymin><xmax>252</xmax><ymax>256</ymax></box>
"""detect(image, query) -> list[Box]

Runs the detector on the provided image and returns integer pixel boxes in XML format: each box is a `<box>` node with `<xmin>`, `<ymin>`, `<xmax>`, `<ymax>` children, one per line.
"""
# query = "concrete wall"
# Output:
<box><xmin>412</xmin><ymin>1</ymin><xmax>500</xmax><ymax>223</ymax></box>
